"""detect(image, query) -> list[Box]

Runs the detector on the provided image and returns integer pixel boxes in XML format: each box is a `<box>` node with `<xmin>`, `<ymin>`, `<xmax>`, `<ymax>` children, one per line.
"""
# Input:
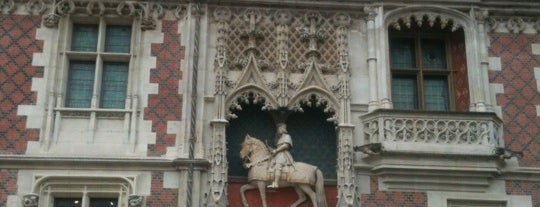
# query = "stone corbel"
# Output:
<box><xmin>22</xmin><ymin>193</ymin><xmax>39</xmax><ymax>207</ymax></box>
<box><xmin>128</xmin><ymin>195</ymin><xmax>144</xmax><ymax>207</ymax></box>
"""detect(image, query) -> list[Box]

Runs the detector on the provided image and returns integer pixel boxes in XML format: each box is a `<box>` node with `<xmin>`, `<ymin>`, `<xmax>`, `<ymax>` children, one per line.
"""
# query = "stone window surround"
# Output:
<box><xmin>31</xmin><ymin>175</ymin><xmax>135</xmax><ymax>207</ymax></box>
<box><xmin>39</xmin><ymin>14</ymin><xmax>143</xmax><ymax>151</ymax></box>
<box><xmin>427</xmin><ymin>191</ymin><xmax>532</xmax><ymax>207</ymax></box>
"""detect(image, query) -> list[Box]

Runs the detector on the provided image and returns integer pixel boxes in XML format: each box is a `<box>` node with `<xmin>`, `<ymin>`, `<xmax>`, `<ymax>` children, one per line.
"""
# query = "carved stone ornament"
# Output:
<box><xmin>56</xmin><ymin>0</ymin><xmax>75</xmax><ymax>16</ymax></box>
<box><xmin>22</xmin><ymin>194</ymin><xmax>39</xmax><ymax>207</ymax></box>
<box><xmin>128</xmin><ymin>195</ymin><xmax>144</xmax><ymax>207</ymax></box>
<box><xmin>26</xmin><ymin>0</ymin><xmax>46</xmax><ymax>14</ymax></box>
<box><xmin>43</xmin><ymin>13</ymin><xmax>60</xmax><ymax>28</ymax></box>
<box><xmin>387</xmin><ymin>11</ymin><xmax>463</xmax><ymax>32</ymax></box>
<box><xmin>488</xmin><ymin>16</ymin><xmax>540</xmax><ymax>34</ymax></box>
<box><xmin>0</xmin><ymin>0</ymin><xmax>16</xmax><ymax>14</ymax></box>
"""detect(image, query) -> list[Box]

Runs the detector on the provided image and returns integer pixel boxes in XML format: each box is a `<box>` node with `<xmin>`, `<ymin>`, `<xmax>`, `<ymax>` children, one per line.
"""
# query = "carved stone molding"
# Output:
<box><xmin>1</xmin><ymin>0</ymin><xmax>187</xmax><ymax>29</ymax></box>
<box><xmin>488</xmin><ymin>16</ymin><xmax>540</xmax><ymax>34</ymax></box>
<box><xmin>387</xmin><ymin>11</ymin><xmax>463</xmax><ymax>31</ymax></box>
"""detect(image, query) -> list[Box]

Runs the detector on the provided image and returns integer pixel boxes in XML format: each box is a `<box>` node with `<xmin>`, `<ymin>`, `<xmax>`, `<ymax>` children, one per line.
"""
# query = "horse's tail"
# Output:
<box><xmin>315</xmin><ymin>168</ymin><xmax>328</xmax><ymax>207</ymax></box>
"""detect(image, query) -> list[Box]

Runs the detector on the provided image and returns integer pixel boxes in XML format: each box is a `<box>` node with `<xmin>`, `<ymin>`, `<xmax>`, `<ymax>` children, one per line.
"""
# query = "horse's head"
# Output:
<box><xmin>240</xmin><ymin>134</ymin><xmax>268</xmax><ymax>160</ymax></box>
<box><xmin>240</xmin><ymin>134</ymin><xmax>254</xmax><ymax>160</ymax></box>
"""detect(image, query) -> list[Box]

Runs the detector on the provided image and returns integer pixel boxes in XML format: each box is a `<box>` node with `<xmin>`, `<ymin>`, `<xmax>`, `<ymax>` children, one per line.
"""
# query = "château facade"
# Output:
<box><xmin>1</xmin><ymin>0</ymin><xmax>539</xmax><ymax>206</ymax></box>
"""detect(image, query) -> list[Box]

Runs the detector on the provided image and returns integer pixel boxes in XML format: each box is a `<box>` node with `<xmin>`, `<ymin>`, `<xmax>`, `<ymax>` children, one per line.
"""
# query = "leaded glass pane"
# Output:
<box><xmin>288</xmin><ymin>106</ymin><xmax>337</xmax><ymax>179</ymax></box>
<box><xmin>392</xmin><ymin>76</ymin><xmax>418</xmax><ymax>110</ymax></box>
<box><xmin>424</xmin><ymin>77</ymin><xmax>449</xmax><ymax>111</ymax></box>
<box><xmin>100</xmin><ymin>62</ymin><xmax>128</xmax><ymax>109</ymax></box>
<box><xmin>421</xmin><ymin>39</ymin><xmax>447</xmax><ymax>70</ymax></box>
<box><xmin>54</xmin><ymin>198</ymin><xmax>82</xmax><ymax>207</ymax></box>
<box><xmin>390</xmin><ymin>38</ymin><xmax>416</xmax><ymax>69</ymax></box>
<box><xmin>66</xmin><ymin>62</ymin><xmax>95</xmax><ymax>108</ymax></box>
<box><xmin>71</xmin><ymin>24</ymin><xmax>98</xmax><ymax>52</ymax></box>
<box><xmin>90</xmin><ymin>198</ymin><xmax>118</xmax><ymax>207</ymax></box>
<box><xmin>105</xmin><ymin>25</ymin><xmax>131</xmax><ymax>53</ymax></box>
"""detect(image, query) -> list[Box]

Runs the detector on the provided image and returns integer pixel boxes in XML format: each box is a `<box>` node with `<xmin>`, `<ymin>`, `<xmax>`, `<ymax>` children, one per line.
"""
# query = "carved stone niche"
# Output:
<box><xmin>357</xmin><ymin>110</ymin><xmax>504</xmax><ymax>192</ymax></box>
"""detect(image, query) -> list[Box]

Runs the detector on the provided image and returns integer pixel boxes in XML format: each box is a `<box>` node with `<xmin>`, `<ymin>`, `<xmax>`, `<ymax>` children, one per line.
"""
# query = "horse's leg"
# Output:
<box><xmin>290</xmin><ymin>186</ymin><xmax>307</xmax><ymax>207</ymax></box>
<box><xmin>240</xmin><ymin>183</ymin><xmax>258</xmax><ymax>207</ymax></box>
<box><xmin>256</xmin><ymin>181</ymin><xmax>268</xmax><ymax>207</ymax></box>
<box><xmin>299</xmin><ymin>184</ymin><xmax>318</xmax><ymax>207</ymax></box>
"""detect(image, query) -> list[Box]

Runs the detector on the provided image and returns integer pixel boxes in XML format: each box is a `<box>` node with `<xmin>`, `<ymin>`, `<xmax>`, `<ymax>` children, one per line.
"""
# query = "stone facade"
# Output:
<box><xmin>0</xmin><ymin>0</ymin><xmax>539</xmax><ymax>207</ymax></box>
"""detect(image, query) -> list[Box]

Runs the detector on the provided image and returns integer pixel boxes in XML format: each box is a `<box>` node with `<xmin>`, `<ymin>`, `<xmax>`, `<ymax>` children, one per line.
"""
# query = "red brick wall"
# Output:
<box><xmin>146</xmin><ymin>171</ymin><xmax>179</xmax><ymax>206</ymax></box>
<box><xmin>450</xmin><ymin>31</ymin><xmax>470</xmax><ymax>112</ymax></box>
<box><xmin>506</xmin><ymin>180</ymin><xmax>540</xmax><ymax>207</ymax></box>
<box><xmin>361</xmin><ymin>176</ymin><xmax>427</xmax><ymax>207</ymax></box>
<box><xmin>488</xmin><ymin>34</ymin><xmax>540</xmax><ymax>167</ymax></box>
<box><xmin>0</xmin><ymin>169</ymin><xmax>18</xmax><ymax>206</ymax></box>
<box><xmin>145</xmin><ymin>20</ymin><xmax>184</xmax><ymax>156</ymax></box>
<box><xmin>0</xmin><ymin>15</ymin><xmax>43</xmax><ymax>154</ymax></box>
<box><xmin>228</xmin><ymin>182</ymin><xmax>337</xmax><ymax>207</ymax></box>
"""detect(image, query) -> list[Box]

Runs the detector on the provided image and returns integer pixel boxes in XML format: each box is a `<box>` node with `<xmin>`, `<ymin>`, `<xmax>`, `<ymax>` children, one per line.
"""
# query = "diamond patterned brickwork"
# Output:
<box><xmin>450</xmin><ymin>31</ymin><xmax>470</xmax><ymax>112</ymax></box>
<box><xmin>144</xmin><ymin>20</ymin><xmax>184</xmax><ymax>156</ymax></box>
<box><xmin>0</xmin><ymin>169</ymin><xmax>18</xmax><ymax>207</ymax></box>
<box><xmin>0</xmin><ymin>15</ymin><xmax>43</xmax><ymax>154</ymax></box>
<box><xmin>146</xmin><ymin>171</ymin><xmax>178</xmax><ymax>207</ymax></box>
<box><xmin>361</xmin><ymin>176</ymin><xmax>427</xmax><ymax>207</ymax></box>
<box><xmin>488</xmin><ymin>34</ymin><xmax>540</xmax><ymax>167</ymax></box>
<box><xmin>506</xmin><ymin>180</ymin><xmax>540</xmax><ymax>207</ymax></box>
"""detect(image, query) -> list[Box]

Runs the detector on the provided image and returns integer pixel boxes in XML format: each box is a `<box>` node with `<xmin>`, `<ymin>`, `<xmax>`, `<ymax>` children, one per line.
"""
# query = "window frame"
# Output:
<box><xmin>33</xmin><ymin>176</ymin><xmax>133</xmax><ymax>207</ymax></box>
<box><xmin>389</xmin><ymin>31</ymin><xmax>456</xmax><ymax>111</ymax></box>
<box><xmin>62</xmin><ymin>16</ymin><xmax>135</xmax><ymax>110</ymax></box>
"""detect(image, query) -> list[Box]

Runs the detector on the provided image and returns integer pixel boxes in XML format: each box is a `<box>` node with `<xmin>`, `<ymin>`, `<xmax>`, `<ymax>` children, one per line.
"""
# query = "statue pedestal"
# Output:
<box><xmin>228</xmin><ymin>182</ymin><xmax>337</xmax><ymax>207</ymax></box>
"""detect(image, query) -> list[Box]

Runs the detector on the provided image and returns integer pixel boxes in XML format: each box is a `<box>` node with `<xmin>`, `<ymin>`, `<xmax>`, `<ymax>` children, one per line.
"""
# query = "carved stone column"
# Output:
<box><xmin>364</xmin><ymin>6</ymin><xmax>379</xmax><ymax>112</ymax></box>
<box><xmin>207</xmin><ymin>6</ymin><xmax>231</xmax><ymax>207</ymax></box>
<box><xmin>475</xmin><ymin>9</ymin><xmax>492</xmax><ymax>112</ymax></box>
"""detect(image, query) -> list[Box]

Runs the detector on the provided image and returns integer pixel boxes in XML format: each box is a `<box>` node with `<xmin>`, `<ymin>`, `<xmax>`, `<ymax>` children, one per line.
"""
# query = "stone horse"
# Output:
<box><xmin>239</xmin><ymin>135</ymin><xmax>327</xmax><ymax>207</ymax></box>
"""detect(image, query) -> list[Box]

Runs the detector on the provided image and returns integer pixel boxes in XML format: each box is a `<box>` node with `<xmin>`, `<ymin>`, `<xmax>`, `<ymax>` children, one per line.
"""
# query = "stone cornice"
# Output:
<box><xmin>0</xmin><ymin>155</ymin><xmax>210</xmax><ymax>171</ymax></box>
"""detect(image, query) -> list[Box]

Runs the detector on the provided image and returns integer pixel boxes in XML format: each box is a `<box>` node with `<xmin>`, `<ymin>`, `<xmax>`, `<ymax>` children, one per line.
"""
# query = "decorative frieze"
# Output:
<box><xmin>489</xmin><ymin>16</ymin><xmax>540</xmax><ymax>34</ymax></box>
<box><xmin>387</xmin><ymin>11</ymin><xmax>463</xmax><ymax>31</ymax></box>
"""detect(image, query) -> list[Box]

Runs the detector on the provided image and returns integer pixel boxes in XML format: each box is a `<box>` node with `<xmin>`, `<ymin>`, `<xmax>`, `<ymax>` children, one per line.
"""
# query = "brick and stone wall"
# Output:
<box><xmin>0</xmin><ymin>15</ymin><xmax>43</xmax><ymax>155</ymax></box>
<box><xmin>145</xmin><ymin>20</ymin><xmax>184</xmax><ymax>157</ymax></box>
<box><xmin>506</xmin><ymin>180</ymin><xmax>540</xmax><ymax>207</ymax></box>
<box><xmin>488</xmin><ymin>34</ymin><xmax>540</xmax><ymax>167</ymax></box>
<box><xmin>361</xmin><ymin>176</ymin><xmax>427</xmax><ymax>207</ymax></box>
<box><xmin>146</xmin><ymin>171</ymin><xmax>179</xmax><ymax>207</ymax></box>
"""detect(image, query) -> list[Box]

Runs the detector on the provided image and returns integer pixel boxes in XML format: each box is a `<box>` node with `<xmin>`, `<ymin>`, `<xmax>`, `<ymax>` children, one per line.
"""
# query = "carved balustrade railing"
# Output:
<box><xmin>361</xmin><ymin>110</ymin><xmax>503</xmax><ymax>155</ymax></box>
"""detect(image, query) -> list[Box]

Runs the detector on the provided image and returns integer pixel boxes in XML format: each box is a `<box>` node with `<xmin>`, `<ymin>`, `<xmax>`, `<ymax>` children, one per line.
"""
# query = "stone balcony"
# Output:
<box><xmin>356</xmin><ymin>109</ymin><xmax>505</xmax><ymax>192</ymax></box>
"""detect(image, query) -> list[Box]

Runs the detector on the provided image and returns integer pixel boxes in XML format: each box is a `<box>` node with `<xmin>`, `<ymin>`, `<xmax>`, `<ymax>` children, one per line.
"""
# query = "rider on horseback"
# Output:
<box><xmin>268</xmin><ymin>122</ymin><xmax>295</xmax><ymax>188</ymax></box>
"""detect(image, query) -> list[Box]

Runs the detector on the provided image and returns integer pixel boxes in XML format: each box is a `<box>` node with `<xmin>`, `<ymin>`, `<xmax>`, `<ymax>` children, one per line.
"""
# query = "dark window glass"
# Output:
<box><xmin>390</xmin><ymin>38</ymin><xmax>416</xmax><ymax>69</ymax></box>
<box><xmin>105</xmin><ymin>25</ymin><xmax>131</xmax><ymax>53</ymax></box>
<box><xmin>54</xmin><ymin>198</ymin><xmax>82</xmax><ymax>207</ymax></box>
<box><xmin>71</xmin><ymin>24</ymin><xmax>98</xmax><ymax>52</ymax></box>
<box><xmin>66</xmin><ymin>61</ymin><xmax>95</xmax><ymax>108</ymax></box>
<box><xmin>424</xmin><ymin>76</ymin><xmax>449</xmax><ymax>111</ymax></box>
<box><xmin>90</xmin><ymin>198</ymin><xmax>118</xmax><ymax>207</ymax></box>
<box><xmin>421</xmin><ymin>39</ymin><xmax>447</xmax><ymax>69</ymax></box>
<box><xmin>100</xmin><ymin>62</ymin><xmax>128</xmax><ymax>109</ymax></box>
<box><xmin>392</xmin><ymin>75</ymin><xmax>418</xmax><ymax>110</ymax></box>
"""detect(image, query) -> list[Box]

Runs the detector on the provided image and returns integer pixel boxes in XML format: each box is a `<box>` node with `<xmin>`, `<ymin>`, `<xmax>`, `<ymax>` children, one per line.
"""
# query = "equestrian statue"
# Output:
<box><xmin>239</xmin><ymin>123</ymin><xmax>327</xmax><ymax>207</ymax></box>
